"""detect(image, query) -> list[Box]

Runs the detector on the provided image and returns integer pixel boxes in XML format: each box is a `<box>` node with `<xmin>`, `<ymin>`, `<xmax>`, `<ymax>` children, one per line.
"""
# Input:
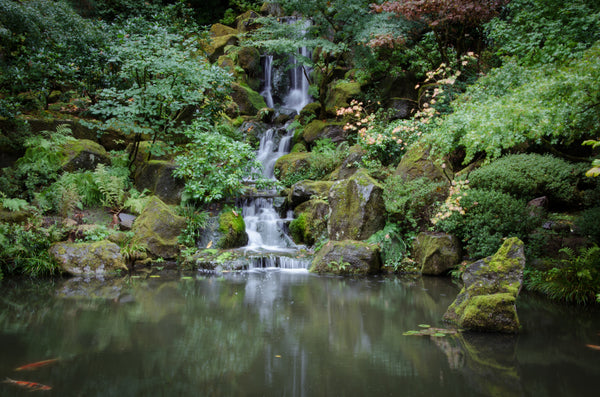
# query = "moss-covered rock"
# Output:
<box><xmin>60</xmin><ymin>139</ymin><xmax>110</xmax><ymax>172</ymax></box>
<box><xmin>302</xmin><ymin>120</ymin><xmax>346</xmax><ymax>146</ymax></box>
<box><xmin>443</xmin><ymin>237</ymin><xmax>526</xmax><ymax>333</ymax></box>
<box><xmin>328</xmin><ymin>169</ymin><xmax>386</xmax><ymax>241</ymax></box>
<box><xmin>231</xmin><ymin>83</ymin><xmax>267</xmax><ymax>116</ymax></box>
<box><xmin>260</xmin><ymin>2</ymin><xmax>285</xmax><ymax>16</ymax></box>
<box><xmin>310</xmin><ymin>239</ymin><xmax>381</xmax><ymax>275</ymax></box>
<box><xmin>49</xmin><ymin>240</ymin><xmax>128</xmax><ymax>276</ymax></box>
<box><xmin>235</xmin><ymin>10</ymin><xmax>261</xmax><ymax>32</ymax></box>
<box><xmin>131</xmin><ymin>196</ymin><xmax>186</xmax><ymax>259</ymax></box>
<box><xmin>325</xmin><ymin>80</ymin><xmax>361</xmax><ymax>111</ymax></box>
<box><xmin>395</xmin><ymin>143</ymin><xmax>452</xmax><ymax>182</ymax></box>
<box><xmin>237</xmin><ymin>46</ymin><xmax>261</xmax><ymax>76</ymax></box>
<box><xmin>217</xmin><ymin>207</ymin><xmax>248</xmax><ymax>248</ymax></box>
<box><xmin>413</xmin><ymin>232</ymin><xmax>462</xmax><ymax>275</ymax></box>
<box><xmin>274</xmin><ymin>152</ymin><xmax>311</xmax><ymax>182</ymax></box>
<box><xmin>133</xmin><ymin>160</ymin><xmax>184</xmax><ymax>205</ymax></box>
<box><xmin>288</xmin><ymin>180</ymin><xmax>334</xmax><ymax>207</ymax></box>
<box><xmin>207</xmin><ymin>24</ymin><xmax>239</xmax><ymax>62</ymax></box>
<box><xmin>328</xmin><ymin>144</ymin><xmax>366</xmax><ymax>181</ymax></box>
<box><xmin>290</xmin><ymin>199</ymin><xmax>330</xmax><ymax>245</ymax></box>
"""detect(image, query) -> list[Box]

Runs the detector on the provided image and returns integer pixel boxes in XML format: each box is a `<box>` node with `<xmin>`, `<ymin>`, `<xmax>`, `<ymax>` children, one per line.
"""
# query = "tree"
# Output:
<box><xmin>371</xmin><ymin>0</ymin><xmax>508</xmax><ymax>62</ymax></box>
<box><xmin>85</xmin><ymin>20</ymin><xmax>232</xmax><ymax>167</ymax></box>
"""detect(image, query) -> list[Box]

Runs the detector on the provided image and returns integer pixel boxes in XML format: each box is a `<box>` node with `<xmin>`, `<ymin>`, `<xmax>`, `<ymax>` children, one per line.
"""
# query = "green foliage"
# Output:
<box><xmin>434</xmin><ymin>187</ymin><xmax>535</xmax><ymax>258</ymax></box>
<box><xmin>487</xmin><ymin>0</ymin><xmax>600</xmax><ymax>66</ymax></box>
<box><xmin>426</xmin><ymin>44</ymin><xmax>600</xmax><ymax>163</ymax></box>
<box><xmin>174</xmin><ymin>119</ymin><xmax>266</xmax><ymax>204</ymax></box>
<box><xmin>469</xmin><ymin>153</ymin><xmax>580</xmax><ymax>204</ymax></box>
<box><xmin>383</xmin><ymin>176</ymin><xmax>446</xmax><ymax>232</ymax></box>
<box><xmin>0</xmin><ymin>0</ymin><xmax>109</xmax><ymax>111</ymax></box>
<box><xmin>576</xmin><ymin>207</ymin><xmax>600</xmax><ymax>245</ymax></box>
<box><xmin>0</xmin><ymin>192</ymin><xmax>31</xmax><ymax>212</ymax></box>
<box><xmin>178</xmin><ymin>205</ymin><xmax>210</xmax><ymax>247</ymax></box>
<box><xmin>0</xmin><ymin>221</ymin><xmax>62</xmax><ymax>278</ymax></box>
<box><xmin>289</xmin><ymin>213</ymin><xmax>307</xmax><ymax>244</ymax></box>
<box><xmin>85</xmin><ymin>23</ymin><xmax>232</xmax><ymax>165</ymax></box>
<box><xmin>525</xmin><ymin>245</ymin><xmax>600</xmax><ymax>305</ymax></box>
<box><xmin>308</xmin><ymin>138</ymin><xmax>349</xmax><ymax>180</ymax></box>
<box><xmin>367</xmin><ymin>223</ymin><xmax>409</xmax><ymax>272</ymax></box>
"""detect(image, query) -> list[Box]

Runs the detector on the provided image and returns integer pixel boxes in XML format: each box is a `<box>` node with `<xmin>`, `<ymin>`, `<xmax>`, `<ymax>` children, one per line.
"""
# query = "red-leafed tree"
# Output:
<box><xmin>371</xmin><ymin>0</ymin><xmax>509</xmax><ymax>61</ymax></box>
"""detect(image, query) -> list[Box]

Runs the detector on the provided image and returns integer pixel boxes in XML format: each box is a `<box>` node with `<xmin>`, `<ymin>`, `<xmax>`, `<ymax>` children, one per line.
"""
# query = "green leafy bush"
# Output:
<box><xmin>367</xmin><ymin>223</ymin><xmax>412</xmax><ymax>272</ymax></box>
<box><xmin>308</xmin><ymin>139</ymin><xmax>349</xmax><ymax>180</ymax></box>
<box><xmin>525</xmin><ymin>245</ymin><xmax>600</xmax><ymax>305</ymax></box>
<box><xmin>434</xmin><ymin>187</ymin><xmax>535</xmax><ymax>258</ymax></box>
<box><xmin>469</xmin><ymin>153</ymin><xmax>580</xmax><ymax>204</ymax></box>
<box><xmin>383</xmin><ymin>176</ymin><xmax>446</xmax><ymax>232</ymax></box>
<box><xmin>576</xmin><ymin>207</ymin><xmax>600</xmax><ymax>244</ymax></box>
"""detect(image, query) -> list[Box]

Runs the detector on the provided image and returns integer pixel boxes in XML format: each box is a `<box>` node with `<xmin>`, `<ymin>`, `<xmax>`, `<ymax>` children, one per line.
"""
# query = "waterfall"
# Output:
<box><xmin>238</xmin><ymin>30</ymin><xmax>313</xmax><ymax>269</ymax></box>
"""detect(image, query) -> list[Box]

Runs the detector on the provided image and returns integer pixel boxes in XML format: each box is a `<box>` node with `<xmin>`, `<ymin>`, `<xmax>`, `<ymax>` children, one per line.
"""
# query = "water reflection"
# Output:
<box><xmin>0</xmin><ymin>273</ymin><xmax>599</xmax><ymax>396</ymax></box>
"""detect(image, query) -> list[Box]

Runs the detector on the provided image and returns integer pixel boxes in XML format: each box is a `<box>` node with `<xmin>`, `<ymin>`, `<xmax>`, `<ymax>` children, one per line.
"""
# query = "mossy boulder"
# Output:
<box><xmin>443</xmin><ymin>237</ymin><xmax>526</xmax><ymax>333</ymax></box>
<box><xmin>302</xmin><ymin>120</ymin><xmax>347</xmax><ymax>146</ymax></box>
<box><xmin>413</xmin><ymin>232</ymin><xmax>462</xmax><ymax>275</ymax></box>
<box><xmin>260</xmin><ymin>2</ymin><xmax>285</xmax><ymax>16</ymax></box>
<box><xmin>131</xmin><ymin>196</ymin><xmax>186</xmax><ymax>259</ymax></box>
<box><xmin>310</xmin><ymin>239</ymin><xmax>381</xmax><ymax>275</ymax></box>
<box><xmin>289</xmin><ymin>199</ymin><xmax>330</xmax><ymax>245</ymax></box>
<box><xmin>274</xmin><ymin>152</ymin><xmax>311</xmax><ymax>182</ymax></box>
<box><xmin>49</xmin><ymin>240</ymin><xmax>128</xmax><ymax>276</ymax></box>
<box><xmin>217</xmin><ymin>207</ymin><xmax>248</xmax><ymax>248</ymax></box>
<box><xmin>235</xmin><ymin>10</ymin><xmax>260</xmax><ymax>32</ymax></box>
<box><xmin>207</xmin><ymin>24</ymin><xmax>239</xmax><ymax>62</ymax></box>
<box><xmin>328</xmin><ymin>144</ymin><xmax>366</xmax><ymax>181</ymax></box>
<box><xmin>328</xmin><ymin>169</ymin><xmax>386</xmax><ymax>241</ymax></box>
<box><xmin>60</xmin><ymin>139</ymin><xmax>110</xmax><ymax>172</ymax></box>
<box><xmin>133</xmin><ymin>160</ymin><xmax>184</xmax><ymax>205</ymax></box>
<box><xmin>237</xmin><ymin>46</ymin><xmax>261</xmax><ymax>76</ymax></box>
<box><xmin>231</xmin><ymin>83</ymin><xmax>267</xmax><ymax>116</ymax></box>
<box><xmin>288</xmin><ymin>180</ymin><xmax>334</xmax><ymax>207</ymax></box>
<box><xmin>395</xmin><ymin>143</ymin><xmax>451</xmax><ymax>182</ymax></box>
<box><xmin>325</xmin><ymin>80</ymin><xmax>361</xmax><ymax>112</ymax></box>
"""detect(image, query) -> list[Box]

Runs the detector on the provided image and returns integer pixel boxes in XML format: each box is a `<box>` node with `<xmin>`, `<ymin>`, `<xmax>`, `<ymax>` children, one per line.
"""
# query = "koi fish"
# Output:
<box><xmin>15</xmin><ymin>358</ymin><xmax>59</xmax><ymax>371</ymax></box>
<box><xmin>586</xmin><ymin>344</ymin><xmax>600</xmax><ymax>351</ymax></box>
<box><xmin>4</xmin><ymin>378</ymin><xmax>52</xmax><ymax>391</ymax></box>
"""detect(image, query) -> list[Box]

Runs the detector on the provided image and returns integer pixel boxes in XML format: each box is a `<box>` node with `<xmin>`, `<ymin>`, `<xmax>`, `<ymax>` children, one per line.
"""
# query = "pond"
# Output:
<box><xmin>1</xmin><ymin>270</ymin><xmax>599</xmax><ymax>396</ymax></box>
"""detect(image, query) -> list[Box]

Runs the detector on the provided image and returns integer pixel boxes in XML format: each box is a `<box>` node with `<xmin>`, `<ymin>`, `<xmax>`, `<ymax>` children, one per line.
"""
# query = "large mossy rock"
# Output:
<box><xmin>288</xmin><ymin>180</ymin><xmax>334</xmax><ymax>207</ymax></box>
<box><xmin>413</xmin><ymin>232</ymin><xmax>462</xmax><ymax>275</ymax></box>
<box><xmin>443</xmin><ymin>237</ymin><xmax>526</xmax><ymax>333</ymax></box>
<box><xmin>133</xmin><ymin>160</ymin><xmax>184</xmax><ymax>205</ymax></box>
<box><xmin>301</xmin><ymin>120</ymin><xmax>346</xmax><ymax>145</ymax></box>
<box><xmin>131</xmin><ymin>196</ymin><xmax>186</xmax><ymax>259</ymax></box>
<box><xmin>217</xmin><ymin>207</ymin><xmax>248</xmax><ymax>249</ymax></box>
<box><xmin>49</xmin><ymin>240</ymin><xmax>128</xmax><ymax>276</ymax></box>
<box><xmin>395</xmin><ymin>143</ymin><xmax>451</xmax><ymax>182</ymax></box>
<box><xmin>325</xmin><ymin>80</ymin><xmax>361</xmax><ymax>112</ymax></box>
<box><xmin>328</xmin><ymin>169</ymin><xmax>385</xmax><ymax>241</ymax></box>
<box><xmin>60</xmin><ymin>139</ymin><xmax>110</xmax><ymax>172</ymax></box>
<box><xmin>231</xmin><ymin>83</ymin><xmax>267</xmax><ymax>116</ymax></box>
<box><xmin>237</xmin><ymin>46</ymin><xmax>261</xmax><ymax>76</ymax></box>
<box><xmin>207</xmin><ymin>24</ymin><xmax>239</xmax><ymax>62</ymax></box>
<box><xmin>289</xmin><ymin>199</ymin><xmax>330</xmax><ymax>245</ymax></box>
<box><xmin>310</xmin><ymin>240</ymin><xmax>381</xmax><ymax>275</ymax></box>
<box><xmin>274</xmin><ymin>152</ymin><xmax>311</xmax><ymax>182</ymax></box>
<box><xmin>329</xmin><ymin>144</ymin><xmax>366</xmax><ymax>181</ymax></box>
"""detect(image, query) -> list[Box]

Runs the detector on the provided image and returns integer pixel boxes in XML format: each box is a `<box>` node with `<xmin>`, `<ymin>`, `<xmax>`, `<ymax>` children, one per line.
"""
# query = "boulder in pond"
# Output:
<box><xmin>49</xmin><ymin>240</ymin><xmax>128</xmax><ymax>276</ymax></box>
<box><xmin>413</xmin><ymin>232</ymin><xmax>462</xmax><ymax>276</ymax></box>
<box><xmin>131</xmin><ymin>196</ymin><xmax>186</xmax><ymax>259</ymax></box>
<box><xmin>310</xmin><ymin>240</ymin><xmax>381</xmax><ymax>275</ymax></box>
<box><xmin>443</xmin><ymin>237</ymin><xmax>526</xmax><ymax>333</ymax></box>
<box><xmin>328</xmin><ymin>169</ymin><xmax>385</xmax><ymax>241</ymax></box>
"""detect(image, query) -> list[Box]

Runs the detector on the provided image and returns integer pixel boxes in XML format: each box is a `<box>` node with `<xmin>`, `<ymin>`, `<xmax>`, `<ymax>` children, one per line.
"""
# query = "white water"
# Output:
<box><xmin>260</xmin><ymin>55</ymin><xmax>275</xmax><ymax>108</ymax></box>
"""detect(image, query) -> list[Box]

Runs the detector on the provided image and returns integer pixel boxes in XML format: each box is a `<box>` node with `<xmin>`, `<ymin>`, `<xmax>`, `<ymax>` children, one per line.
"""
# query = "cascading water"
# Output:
<box><xmin>241</xmin><ymin>23</ymin><xmax>313</xmax><ymax>270</ymax></box>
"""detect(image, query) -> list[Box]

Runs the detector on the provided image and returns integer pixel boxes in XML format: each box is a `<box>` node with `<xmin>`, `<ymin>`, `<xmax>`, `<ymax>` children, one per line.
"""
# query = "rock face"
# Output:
<box><xmin>60</xmin><ymin>139</ymin><xmax>110</xmax><ymax>172</ymax></box>
<box><xmin>288</xmin><ymin>180</ymin><xmax>334</xmax><ymax>207</ymax></box>
<box><xmin>133</xmin><ymin>160</ymin><xmax>184</xmax><ymax>205</ymax></box>
<box><xmin>395</xmin><ymin>143</ymin><xmax>451</xmax><ymax>182</ymax></box>
<box><xmin>443</xmin><ymin>238</ymin><xmax>526</xmax><ymax>333</ymax></box>
<box><xmin>49</xmin><ymin>240</ymin><xmax>128</xmax><ymax>276</ymax></box>
<box><xmin>231</xmin><ymin>83</ymin><xmax>267</xmax><ymax>116</ymax></box>
<box><xmin>325</xmin><ymin>80</ymin><xmax>361</xmax><ymax>111</ymax></box>
<box><xmin>310</xmin><ymin>240</ymin><xmax>381</xmax><ymax>275</ymax></box>
<box><xmin>274</xmin><ymin>152</ymin><xmax>311</xmax><ymax>182</ymax></box>
<box><xmin>289</xmin><ymin>199</ymin><xmax>329</xmax><ymax>245</ymax></box>
<box><xmin>131</xmin><ymin>196</ymin><xmax>186</xmax><ymax>259</ymax></box>
<box><xmin>301</xmin><ymin>120</ymin><xmax>347</xmax><ymax>145</ymax></box>
<box><xmin>328</xmin><ymin>169</ymin><xmax>385</xmax><ymax>241</ymax></box>
<box><xmin>413</xmin><ymin>232</ymin><xmax>462</xmax><ymax>275</ymax></box>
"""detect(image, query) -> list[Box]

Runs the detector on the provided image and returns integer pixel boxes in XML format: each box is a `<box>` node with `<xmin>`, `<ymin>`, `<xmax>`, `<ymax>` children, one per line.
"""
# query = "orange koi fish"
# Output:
<box><xmin>15</xmin><ymin>358</ymin><xmax>59</xmax><ymax>371</ymax></box>
<box><xmin>586</xmin><ymin>344</ymin><xmax>600</xmax><ymax>351</ymax></box>
<box><xmin>4</xmin><ymin>378</ymin><xmax>52</xmax><ymax>391</ymax></box>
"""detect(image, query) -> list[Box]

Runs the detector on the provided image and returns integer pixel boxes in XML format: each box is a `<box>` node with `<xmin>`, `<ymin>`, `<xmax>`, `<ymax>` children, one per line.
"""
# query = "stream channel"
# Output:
<box><xmin>1</xmin><ymin>23</ymin><xmax>600</xmax><ymax>397</ymax></box>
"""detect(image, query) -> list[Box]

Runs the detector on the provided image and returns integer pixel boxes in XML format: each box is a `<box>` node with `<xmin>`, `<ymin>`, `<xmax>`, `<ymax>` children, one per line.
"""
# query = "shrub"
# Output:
<box><xmin>469</xmin><ymin>153</ymin><xmax>580</xmax><ymax>204</ymax></box>
<box><xmin>525</xmin><ymin>245</ymin><xmax>600</xmax><ymax>305</ymax></box>
<box><xmin>576</xmin><ymin>207</ymin><xmax>600</xmax><ymax>244</ymax></box>
<box><xmin>433</xmin><ymin>187</ymin><xmax>535</xmax><ymax>258</ymax></box>
<box><xmin>383</xmin><ymin>176</ymin><xmax>446</xmax><ymax>232</ymax></box>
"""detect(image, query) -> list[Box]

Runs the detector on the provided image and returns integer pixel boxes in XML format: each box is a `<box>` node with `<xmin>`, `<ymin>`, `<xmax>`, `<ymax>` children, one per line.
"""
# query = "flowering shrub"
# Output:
<box><xmin>431</xmin><ymin>179</ymin><xmax>469</xmax><ymax>225</ymax></box>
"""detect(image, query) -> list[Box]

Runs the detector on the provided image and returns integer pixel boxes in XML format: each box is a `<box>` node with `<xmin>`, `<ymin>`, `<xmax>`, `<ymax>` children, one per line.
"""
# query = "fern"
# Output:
<box><xmin>0</xmin><ymin>195</ymin><xmax>30</xmax><ymax>212</ymax></box>
<box><xmin>123</xmin><ymin>188</ymin><xmax>151</xmax><ymax>215</ymax></box>
<box><xmin>92</xmin><ymin>164</ymin><xmax>127</xmax><ymax>209</ymax></box>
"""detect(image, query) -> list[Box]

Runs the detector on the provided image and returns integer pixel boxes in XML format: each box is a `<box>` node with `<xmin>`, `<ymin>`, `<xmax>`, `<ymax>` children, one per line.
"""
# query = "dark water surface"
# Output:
<box><xmin>1</xmin><ymin>270</ymin><xmax>599</xmax><ymax>396</ymax></box>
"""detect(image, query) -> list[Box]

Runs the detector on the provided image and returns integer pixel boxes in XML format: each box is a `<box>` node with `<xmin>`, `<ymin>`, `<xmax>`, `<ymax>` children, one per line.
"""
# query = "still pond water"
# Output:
<box><xmin>1</xmin><ymin>269</ymin><xmax>599</xmax><ymax>396</ymax></box>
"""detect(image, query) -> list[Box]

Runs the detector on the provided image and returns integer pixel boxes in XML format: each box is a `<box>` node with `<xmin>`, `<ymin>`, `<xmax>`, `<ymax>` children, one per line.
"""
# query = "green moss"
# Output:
<box><xmin>217</xmin><ymin>207</ymin><xmax>247</xmax><ymax>248</ymax></box>
<box><xmin>240</xmin><ymin>84</ymin><xmax>267</xmax><ymax>111</ymax></box>
<box><xmin>460</xmin><ymin>293</ymin><xmax>519</xmax><ymax>333</ymax></box>
<box><xmin>289</xmin><ymin>213</ymin><xmax>307</xmax><ymax>243</ymax></box>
